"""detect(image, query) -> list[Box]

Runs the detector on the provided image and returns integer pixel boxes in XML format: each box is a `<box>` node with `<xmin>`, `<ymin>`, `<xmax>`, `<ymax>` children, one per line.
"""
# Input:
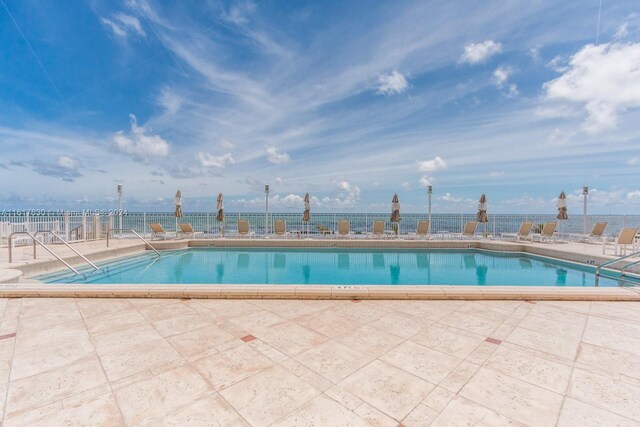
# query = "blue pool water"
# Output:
<box><xmin>38</xmin><ymin>248</ymin><xmax>635</xmax><ymax>287</ymax></box>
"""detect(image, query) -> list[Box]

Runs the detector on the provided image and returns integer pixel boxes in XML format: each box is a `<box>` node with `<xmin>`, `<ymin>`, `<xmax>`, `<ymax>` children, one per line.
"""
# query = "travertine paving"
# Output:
<box><xmin>1</xmin><ymin>298</ymin><xmax>640</xmax><ymax>426</ymax></box>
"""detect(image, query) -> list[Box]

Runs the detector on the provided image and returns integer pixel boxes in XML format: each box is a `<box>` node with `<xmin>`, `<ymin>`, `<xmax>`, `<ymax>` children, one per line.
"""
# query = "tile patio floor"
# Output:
<box><xmin>1</xmin><ymin>298</ymin><xmax>639</xmax><ymax>426</ymax></box>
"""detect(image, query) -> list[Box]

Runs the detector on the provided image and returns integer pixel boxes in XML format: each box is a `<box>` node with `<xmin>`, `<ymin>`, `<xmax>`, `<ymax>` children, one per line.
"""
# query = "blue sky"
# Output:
<box><xmin>1</xmin><ymin>0</ymin><xmax>639</xmax><ymax>213</ymax></box>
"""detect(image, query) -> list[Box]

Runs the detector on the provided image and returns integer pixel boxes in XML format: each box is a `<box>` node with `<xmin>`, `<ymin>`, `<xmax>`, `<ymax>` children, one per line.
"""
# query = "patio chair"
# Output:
<box><xmin>452</xmin><ymin>221</ymin><xmax>477</xmax><ymax>239</ymax></box>
<box><xmin>237</xmin><ymin>219</ymin><xmax>255</xmax><ymax>238</ymax></box>
<box><xmin>532</xmin><ymin>222</ymin><xmax>558</xmax><ymax>243</ymax></box>
<box><xmin>178</xmin><ymin>223</ymin><xmax>204</xmax><ymax>239</ymax></box>
<box><xmin>273</xmin><ymin>220</ymin><xmax>289</xmax><ymax>239</ymax></box>
<box><xmin>149</xmin><ymin>223</ymin><xmax>176</xmax><ymax>240</ymax></box>
<box><xmin>502</xmin><ymin>221</ymin><xmax>534</xmax><ymax>242</ymax></box>
<box><xmin>337</xmin><ymin>220</ymin><xmax>351</xmax><ymax>239</ymax></box>
<box><xmin>602</xmin><ymin>227</ymin><xmax>638</xmax><ymax>256</ymax></box>
<box><xmin>370</xmin><ymin>220</ymin><xmax>386</xmax><ymax>239</ymax></box>
<box><xmin>407</xmin><ymin>220</ymin><xmax>430</xmax><ymax>240</ymax></box>
<box><xmin>569</xmin><ymin>222</ymin><xmax>608</xmax><ymax>244</ymax></box>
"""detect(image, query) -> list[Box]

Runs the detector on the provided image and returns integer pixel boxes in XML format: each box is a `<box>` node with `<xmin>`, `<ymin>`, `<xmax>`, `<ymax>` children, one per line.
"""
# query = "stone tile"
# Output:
<box><xmin>431</xmin><ymin>396</ymin><xmax>523</xmax><ymax>427</ymax></box>
<box><xmin>76</xmin><ymin>298</ymin><xmax>133</xmax><ymax>319</ymax></box>
<box><xmin>382</xmin><ymin>340</ymin><xmax>461</xmax><ymax>385</ymax></box>
<box><xmin>577</xmin><ymin>342</ymin><xmax>640</xmax><ymax>380</ymax></box>
<box><xmin>368</xmin><ymin>311</ymin><xmax>423</xmax><ymax>339</ymax></box>
<box><xmin>456</xmin><ymin>301</ymin><xmax>513</xmax><ymax>323</ymax></box>
<box><xmin>518</xmin><ymin>313</ymin><xmax>585</xmax><ymax>338</ymax></box>
<box><xmin>84</xmin><ymin>310</ymin><xmax>146</xmax><ymax>335</ymax></box>
<box><xmin>557</xmin><ymin>397</ymin><xmax>639</xmax><ymax>427</ymax></box>
<box><xmin>353</xmin><ymin>402</ymin><xmax>398</xmax><ymax>426</ymax></box>
<box><xmin>590</xmin><ymin>302</ymin><xmax>640</xmax><ymax>323</ymax></box>
<box><xmin>192</xmin><ymin>342</ymin><xmax>274</xmax><ymax>391</ymax></box>
<box><xmin>294</xmin><ymin>340</ymin><xmax>374</xmax><ymax>383</ymax></box>
<box><xmin>459</xmin><ymin>367</ymin><xmax>564</xmax><ymax>426</ymax></box>
<box><xmin>506</xmin><ymin>326</ymin><xmax>580</xmax><ymax>360</ymax></box>
<box><xmin>439</xmin><ymin>360</ymin><xmax>481</xmax><ymax>393</ymax></box>
<box><xmin>422</xmin><ymin>386</ymin><xmax>455</xmax><ymax>412</ymax></box>
<box><xmin>98</xmin><ymin>338</ymin><xmax>183</xmax><ymax>382</ymax></box>
<box><xmin>158</xmin><ymin>393</ymin><xmax>248</xmax><ymax>426</ymax></box>
<box><xmin>339</xmin><ymin>360</ymin><xmax>434</xmax><ymax>421</ymax></box>
<box><xmin>484</xmin><ymin>344</ymin><xmax>573</xmax><ymax>394</ymax></box>
<box><xmin>4</xmin><ymin>393</ymin><xmax>123</xmax><ymax>427</ymax></box>
<box><xmin>273</xmin><ymin>394</ymin><xmax>369</xmax><ymax>426</ymax></box>
<box><xmin>138</xmin><ymin>302</ymin><xmax>196</xmax><ymax>323</ymax></box>
<box><xmin>18</xmin><ymin>309</ymin><xmax>83</xmax><ymax>332</ymax></box>
<box><xmin>529</xmin><ymin>303</ymin><xmax>588</xmax><ymax>325</ymax></box>
<box><xmin>296</xmin><ymin>311</ymin><xmax>360</xmax><ymax>338</ymax></box>
<box><xmin>19</xmin><ymin>298</ymin><xmax>77</xmax><ymax>317</ymax></box>
<box><xmin>151</xmin><ymin>312</ymin><xmax>216</xmax><ymax>338</ymax></box>
<box><xmin>411</xmin><ymin>323</ymin><xmax>484</xmax><ymax>359</ymax></box>
<box><xmin>439</xmin><ymin>311</ymin><xmax>501</xmax><ymax>336</ymax></box>
<box><xmin>230</xmin><ymin>310</ymin><xmax>286</xmax><ymax>332</ymax></box>
<box><xmin>335</xmin><ymin>324</ymin><xmax>404</xmax><ymax>357</ymax></box>
<box><xmin>114</xmin><ymin>366</ymin><xmax>211</xmax><ymax>425</ymax></box>
<box><xmin>587</xmin><ymin>316</ymin><xmax>640</xmax><ymax>339</ymax></box>
<box><xmin>582</xmin><ymin>325</ymin><xmax>640</xmax><ymax>358</ymax></box>
<box><xmin>254</xmin><ymin>321</ymin><xmax>329</xmax><ymax>356</ymax></box>
<box><xmin>323</xmin><ymin>385</ymin><xmax>363</xmax><ymax>411</ymax></box>
<box><xmin>166</xmin><ymin>324</ymin><xmax>235</xmax><ymax>361</ymax></box>
<box><xmin>220</xmin><ymin>365</ymin><xmax>319</xmax><ymax>426</ymax></box>
<box><xmin>91</xmin><ymin>321</ymin><xmax>163</xmax><ymax>356</ymax></box>
<box><xmin>5</xmin><ymin>358</ymin><xmax>107</xmax><ymax>417</ymax></box>
<box><xmin>402</xmin><ymin>403</ymin><xmax>440</xmax><ymax>427</ymax></box>
<box><xmin>10</xmin><ymin>337</ymin><xmax>95</xmax><ymax>381</ymax></box>
<box><xmin>568</xmin><ymin>368</ymin><xmax>640</xmax><ymax>421</ymax></box>
<box><xmin>250</xmin><ymin>299</ymin><xmax>321</xmax><ymax>320</ymax></box>
<box><xmin>14</xmin><ymin>320</ymin><xmax>89</xmax><ymax>354</ymax></box>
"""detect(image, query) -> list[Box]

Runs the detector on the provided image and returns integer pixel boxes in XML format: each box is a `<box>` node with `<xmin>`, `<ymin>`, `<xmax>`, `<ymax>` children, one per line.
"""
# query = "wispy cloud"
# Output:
<box><xmin>198</xmin><ymin>152</ymin><xmax>235</xmax><ymax>168</ymax></box>
<box><xmin>417</xmin><ymin>156</ymin><xmax>447</xmax><ymax>172</ymax></box>
<box><xmin>101</xmin><ymin>13</ymin><xmax>146</xmax><ymax>39</ymax></box>
<box><xmin>376</xmin><ymin>71</ymin><xmax>409</xmax><ymax>95</ymax></box>
<box><xmin>459</xmin><ymin>40</ymin><xmax>502</xmax><ymax>64</ymax></box>
<box><xmin>265</xmin><ymin>146</ymin><xmax>291</xmax><ymax>164</ymax></box>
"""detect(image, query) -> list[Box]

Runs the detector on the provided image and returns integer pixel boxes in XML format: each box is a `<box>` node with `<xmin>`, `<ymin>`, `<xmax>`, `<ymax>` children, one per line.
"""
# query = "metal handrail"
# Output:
<box><xmin>595</xmin><ymin>249</ymin><xmax>640</xmax><ymax>286</ymax></box>
<box><xmin>106</xmin><ymin>228</ymin><xmax>161</xmax><ymax>256</ymax></box>
<box><xmin>620</xmin><ymin>258</ymin><xmax>640</xmax><ymax>279</ymax></box>
<box><xmin>8</xmin><ymin>231</ymin><xmax>79</xmax><ymax>275</ymax></box>
<box><xmin>45</xmin><ymin>231</ymin><xmax>99</xmax><ymax>271</ymax></box>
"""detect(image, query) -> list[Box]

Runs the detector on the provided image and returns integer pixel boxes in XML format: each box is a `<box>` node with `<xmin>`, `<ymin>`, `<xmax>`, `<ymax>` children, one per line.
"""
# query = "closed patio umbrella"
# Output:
<box><xmin>477</xmin><ymin>194</ymin><xmax>488</xmax><ymax>235</ymax></box>
<box><xmin>216</xmin><ymin>193</ymin><xmax>224</xmax><ymax>236</ymax></box>
<box><xmin>302</xmin><ymin>193</ymin><xmax>310</xmax><ymax>236</ymax></box>
<box><xmin>556</xmin><ymin>191</ymin><xmax>568</xmax><ymax>240</ymax></box>
<box><xmin>390</xmin><ymin>193</ymin><xmax>401</xmax><ymax>235</ymax></box>
<box><xmin>174</xmin><ymin>190</ymin><xmax>183</xmax><ymax>232</ymax></box>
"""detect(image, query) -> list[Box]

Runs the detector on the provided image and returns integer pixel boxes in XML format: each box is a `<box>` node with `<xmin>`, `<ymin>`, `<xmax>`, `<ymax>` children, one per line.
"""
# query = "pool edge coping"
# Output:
<box><xmin>0</xmin><ymin>283</ymin><xmax>638</xmax><ymax>301</ymax></box>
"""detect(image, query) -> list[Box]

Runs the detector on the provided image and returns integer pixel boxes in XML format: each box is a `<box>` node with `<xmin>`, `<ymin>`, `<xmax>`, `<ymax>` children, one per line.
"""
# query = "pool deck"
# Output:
<box><xmin>0</xmin><ymin>238</ymin><xmax>639</xmax><ymax>300</ymax></box>
<box><xmin>0</xmin><ymin>297</ymin><xmax>639</xmax><ymax>425</ymax></box>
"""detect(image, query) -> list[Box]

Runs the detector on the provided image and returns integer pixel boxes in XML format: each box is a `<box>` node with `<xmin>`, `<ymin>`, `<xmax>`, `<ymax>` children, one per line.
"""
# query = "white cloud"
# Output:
<box><xmin>459</xmin><ymin>40</ymin><xmax>502</xmax><ymax>64</ymax></box>
<box><xmin>101</xmin><ymin>13</ymin><xmax>145</xmax><ymax>38</ymax></box>
<box><xmin>419</xmin><ymin>175</ymin><xmax>433</xmax><ymax>188</ymax></box>
<box><xmin>198</xmin><ymin>152</ymin><xmax>235</xmax><ymax>168</ymax></box>
<box><xmin>417</xmin><ymin>156</ymin><xmax>447</xmax><ymax>172</ymax></box>
<box><xmin>565</xmin><ymin>187</ymin><xmax>640</xmax><ymax>207</ymax></box>
<box><xmin>614</xmin><ymin>23</ymin><xmax>629</xmax><ymax>40</ymax></box>
<box><xmin>401</xmin><ymin>181</ymin><xmax>410</xmax><ymax>190</ymax></box>
<box><xmin>528</xmin><ymin>46</ymin><xmax>541</xmax><ymax>62</ymax></box>
<box><xmin>265</xmin><ymin>146</ymin><xmax>291</xmax><ymax>164</ymax></box>
<box><xmin>493</xmin><ymin>66</ymin><xmax>518</xmax><ymax>97</ymax></box>
<box><xmin>376</xmin><ymin>71</ymin><xmax>408</xmax><ymax>95</ymax></box>
<box><xmin>57</xmin><ymin>155</ymin><xmax>79</xmax><ymax>170</ymax></box>
<box><xmin>114</xmin><ymin>114</ymin><xmax>170</xmax><ymax>160</ymax></box>
<box><xmin>489</xmin><ymin>171</ymin><xmax>505</xmax><ymax>177</ymax></box>
<box><xmin>543</xmin><ymin>42</ymin><xmax>640</xmax><ymax>133</ymax></box>
<box><xmin>438</xmin><ymin>192</ymin><xmax>462</xmax><ymax>203</ymax></box>
<box><xmin>220</xmin><ymin>139</ymin><xmax>235</xmax><ymax>149</ymax></box>
<box><xmin>627</xmin><ymin>158</ymin><xmax>639</xmax><ymax>165</ymax></box>
<box><xmin>274</xmin><ymin>177</ymin><xmax>284</xmax><ymax>185</ymax></box>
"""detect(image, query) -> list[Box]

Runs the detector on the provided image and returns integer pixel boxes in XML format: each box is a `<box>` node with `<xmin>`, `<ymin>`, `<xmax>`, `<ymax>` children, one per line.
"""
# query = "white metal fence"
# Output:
<box><xmin>1</xmin><ymin>211</ymin><xmax>639</xmax><ymax>243</ymax></box>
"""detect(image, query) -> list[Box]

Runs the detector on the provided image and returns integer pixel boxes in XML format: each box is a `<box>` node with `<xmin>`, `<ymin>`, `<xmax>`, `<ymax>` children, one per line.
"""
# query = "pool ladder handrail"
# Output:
<box><xmin>106</xmin><ymin>228</ymin><xmax>161</xmax><ymax>256</ymax></box>
<box><xmin>8</xmin><ymin>231</ymin><xmax>80</xmax><ymax>275</ymax></box>
<box><xmin>595</xmin><ymin>249</ymin><xmax>640</xmax><ymax>286</ymax></box>
<box><xmin>37</xmin><ymin>231</ymin><xmax>99</xmax><ymax>271</ymax></box>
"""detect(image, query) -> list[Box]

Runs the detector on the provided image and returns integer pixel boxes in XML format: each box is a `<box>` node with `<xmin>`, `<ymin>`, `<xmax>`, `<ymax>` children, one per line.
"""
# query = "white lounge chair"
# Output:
<box><xmin>149</xmin><ymin>223</ymin><xmax>176</xmax><ymax>240</ymax></box>
<box><xmin>569</xmin><ymin>222</ymin><xmax>607</xmax><ymax>244</ymax></box>
<box><xmin>532</xmin><ymin>222</ymin><xmax>558</xmax><ymax>243</ymax></box>
<box><xmin>178</xmin><ymin>223</ymin><xmax>204</xmax><ymax>239</ymax></box>
<box><xmin>452</xmin><ymin>221</ymin><xmax>477</xmax><ymax>239</ymax></box>
<box><xmin>237</xmin><ymin>219</ymin><xmax>255</xmax><ymax>238</ymax></box>
<box><xmin>603</xmin><ymin>227</ymin><xmax>638</xmax><ymax>256</ymax></box>
<box><xmin>273</xmin><ymin>220</ymin><xmax>289</xmax><ymax>239</ymax></box>
<box><xmin>370</xmin><ymin>220</ymin><xmax>387</xmax><ymax>239</ymax></box>
<box><xmin>503</xmin><ymin>221</ymin><xmax>534</xmax><ymax>242</ymax></box>
<box><xmin>407</xmin><ymin>220</ymin><xmax>430</xmax><ymax>240</ymax></box>
<box><xmin>337</xmin><ymin>220</ymin><xmax>351</xmax><ymax>239</ymax></box>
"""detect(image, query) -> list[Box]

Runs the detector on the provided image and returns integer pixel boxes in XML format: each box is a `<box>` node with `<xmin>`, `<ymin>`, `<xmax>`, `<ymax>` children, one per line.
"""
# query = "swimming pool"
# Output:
<box><xmin>38</xmin><ymin>248</ymin><xmax>635</xmax><ymax>287</ymax></box>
